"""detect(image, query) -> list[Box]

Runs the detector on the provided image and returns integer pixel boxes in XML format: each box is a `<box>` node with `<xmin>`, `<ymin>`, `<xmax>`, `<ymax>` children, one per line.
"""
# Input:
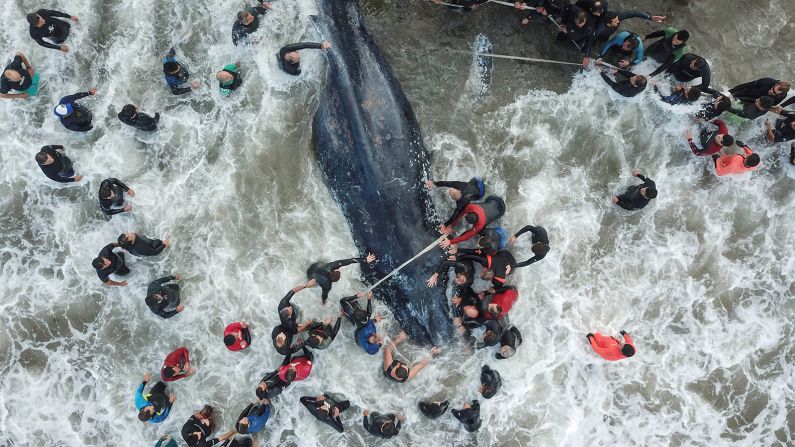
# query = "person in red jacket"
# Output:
<box><xmin>161</xmin><ymin>347</ymin><xmax>196</xmax><ymax>382</ymax></box>
<box><xmin>483</xmin><ymin>286</ymin><xmax>519</xmax><ymax>320</ymax></box>
<box><xmin>587</xmin><ymin>331</ymin><xmax>635</xmax><ymax>361</ymax></box>
<box><xmin>224</xmin><ymin>321</ymin><xmax>251</xmax><ymax>351</ymax></box>
<box><xmin>278</xmin><ymin>346</ymin><xmax>314</xmax><ymax>383</ymax></box>
<box><xmin>684</xmin><ymin>120</ymin><xmax>734</xmax><ymax>156</ymax></box>
<box><xmin>440</xmin><ymin>196</ymin><xmax>505</xmax><ymax>248</ymax></box>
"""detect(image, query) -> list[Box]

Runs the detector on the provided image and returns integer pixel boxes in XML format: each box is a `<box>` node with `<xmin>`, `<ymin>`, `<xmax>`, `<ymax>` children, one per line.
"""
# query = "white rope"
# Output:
<box><xmin>366</xmin><ymin>234</ymin><xmax>447</xmax><ymax>293</ymax></box>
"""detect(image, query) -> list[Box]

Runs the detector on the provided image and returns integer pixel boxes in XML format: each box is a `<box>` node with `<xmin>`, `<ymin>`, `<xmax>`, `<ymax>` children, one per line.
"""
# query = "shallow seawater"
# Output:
<box><xmin>0</xmin><ymin>0</ymin><xmax>793</xmax><ymax>446</ymax></box>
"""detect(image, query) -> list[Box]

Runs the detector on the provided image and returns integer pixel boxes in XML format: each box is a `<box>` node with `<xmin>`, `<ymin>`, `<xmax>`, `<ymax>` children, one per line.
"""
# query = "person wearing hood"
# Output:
<box><xmin>146</xmin><ymin>275</ymin><xmax>184</xmax><ymax>319</ymax></box>
<box><xmin>54</xmin><ymin>89</ymin><xmax>96</xmax><ymax>132</ymax></box>
<box><xmin>118</xmin><ymin>104</ymin><xmax>160</xmax><ymax>131</ymax></box>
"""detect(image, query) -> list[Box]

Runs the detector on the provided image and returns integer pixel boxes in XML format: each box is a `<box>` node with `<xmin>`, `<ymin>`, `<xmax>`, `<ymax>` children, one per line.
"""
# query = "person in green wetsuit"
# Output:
<box><xmin>216</xmin><ymin>63</ymin><xmax>242</xmax><ymax>96</ymax></box>
<box><xmin>645</xmin><ymin>28</ymin><xmax>688</xmax><ymax>70</ymax></box>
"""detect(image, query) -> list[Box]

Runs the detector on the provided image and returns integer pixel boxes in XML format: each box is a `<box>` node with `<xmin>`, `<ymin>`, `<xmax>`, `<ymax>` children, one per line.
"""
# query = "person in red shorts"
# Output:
<box><xmin>224</xmin><ymin>321</ymin><xmax>251</xmax><ymax>351</ymax></box>
<box><xmin>587</xmin><ymin>330</ymin><xmax>635</xmax><ymax>361</ymax></box>
<box><xmin>161</xmin><ymin>347</ymin><xmax>196</xmax><ymax>382</ymax></box>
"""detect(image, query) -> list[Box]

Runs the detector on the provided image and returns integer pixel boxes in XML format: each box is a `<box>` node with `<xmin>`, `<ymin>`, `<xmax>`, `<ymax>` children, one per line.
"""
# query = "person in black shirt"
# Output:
<box><xmin>509</xmin><ymin>225</ymin><xmax>549</xmax><ymax>268</ymax></box>
<box><xmin>644</xmin><ymin>29</ymin><xmax>689</xmax><ymax>66</ymax></box>
<box><xmin>54</xmin><ymin>89</ymin><xmax>97</xmax><ymax>132</ymax></box>
<box><xmin>163</xmin><ymin>48</ymin><xmax>199</xmax><ymax>95</ymax></box>
<box><xmin>695</xmin><ymin>94</ymin><xmax>732</xmax><ymax>121</ymax></box>
<box><xmin>590</xmin><ymin>10</ymin><xmax>665</xmax><ymax>43</ymax></box>
<box><xmin>306</xmin><ymin>253</ymin><xmax>376</xmax><ymax>304</ymax></box>
<box><xmin>425</xmin><ymin>178</ymin><xmax>485</xmax><ymax>231</ymax></box>
<box><xmin>118</xmin><ymin>104</ymin><xmax>160</xmax><ymax>131</ymax></box>
<box><xmin>302</xmin><ymin>313</ymin><xmax>342</xmax><ymax>350</ymax></box>
<box><xmin>255</xmin><ymin>369</ymin><xmax>290</xmax><ymax>400</ymax></box>
<box><xmin>27</xmin><ymin>9</ymin><xmax>78</xmax><ymax>52</ymax></box>
<box><xmin>92</xmin><ymin>243</ymin><xmax>130</xmax><ymax>286</ymax></box>
<box><xmin>1</xmin><ymin>52</ymin><xmax>36</xmax><ymax>99</ymax></box>
<box><xmin>730</xmin><ymin>78</ymin><xmax>790</xmax><ymax>106</ymax></box>
<box><xmin>613</xmin><ymin>169</ymin><xmax>657</xmax><ymax>211</ymax></box>
<box><xmin>98</xmin><ymin>178</ymin><xmax>134</xmax><ymax>216</ymax></box>
<box><xmin>35</xmin><ymin>145</ymin><xmax>82</xmax><ymax>183</ymax></box>
<box><xmin>118</xmin><ymin>233</ymin><xmax>170</xmax><ymax>256</ymax></box>
<box><xmin>651</xmin><ymin>53</ymin><xmax>716</xmax><ymax>95</ymax></box>
<box><xmin>729</xmin><ymin>96</ymin><xmax>781</xmax><ymax>120</ymax></box>
<box><xmin>232</xmin><ymin>1</ymin><xmax>272</xmax><ymax>46</ymax></box>
<box><xmin>146</xmin><ymin>275</ymin><xmax>183</xmax><ymax>319</ymax></box>
<box><xmin>452</xmin><ymin>400</ymin><xmax>481</xmax><ymax>432</ymax></box>
<box><xmin>418</xmin><ymin>400</ymin><xmax>449</xmax><ymax>419</ymax></box>
<box><xmin>274</xmin><ymin>283</ymin><xmax>314</xmax><ymax>355</ymax></box>
<box><xmin>766</xmin><ymin>118</ymin><xmax>795</xmax><ymax>144</ymax></box>
<box><xmin>479</xmin><ymin>365</ymin><xmax>502</xmax><ymax>398</ymax></box>
<box><xmin>277</xmin><ymin>41</ymin><xmax>331</xmax><ymax>76</ymax></box>
<box><xmin>496</xmin><ymin>326</ymin><xmax>522</xmax><ymax>359</ymax></box>
<box><xmin>362</xmin><ymin>410</ymin><xmax>404</xmax><ymax>439</ymax></box>
<box><xmin>300</xmin><ymin>393</ymin><xmax>351</xmax><ymax>433</ymax></box>
<box><xmin>596</xmin><ymin>63</ymin><xmax>646</xmax><ymax>97</ymax></box>
<box><xmin>558</xmin><ymin>5</ymin><xmax>595</xmax><ymax>64</ymax></box>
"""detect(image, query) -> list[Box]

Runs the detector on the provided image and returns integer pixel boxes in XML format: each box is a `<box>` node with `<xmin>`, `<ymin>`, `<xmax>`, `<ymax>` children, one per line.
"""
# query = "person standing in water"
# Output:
<box><xmin>301</xmin><ymin>311</ymin><xmax>342</xmax><ymax>350</ymax></box>
<box><xmin>163</xmin><ymin>48</ymin><xmax>200</xmax><ymax>95</ymax></box>
<box><xmin>712</xmin><ymin>143</ymin><xmax>761</xmax><ymax>176</ymax></box>
<box><xmin>300</xmin><ymin>393</ymin><xmax>351</xmax><ymax>433</ymax></box>
<box><xmin>650</xmin><ymin>53</ymin><xmax>716</xmax><ymax>95</ymax></box>
<box><xmin>278</xmin><ymin>346</ymin><xmax>315</xmax><ymax>384</ymax></box>
<box><xmin>273</xmin><ymin>283</ymin><xmax>314</xmax><ymax>355</ymax></box>
<box><xmin>135</xmin><ymin>373</ymin><xmax>176</xmax><ymax>423</ymax></box>
<box><xmin>277</xmin><ymin>41</ymin><xmax>331</xmax><ymax>76</ymax></box>
<box><xmin>1</xmin><ymin>52</ymin><xmax>39</xmax><ymax>100</ymax></box>
<box><xmin>452</xmin><ymin>400</ymin><xmax>482</xmax><ymax>432</ymax></box>
<box><xmin>440</xmin><ymin>196</ymin><xmax>506</xmax><ymax>248</ymax></box>
<box><xmin>232</xmin><ymin>0</ymin><xmax>273</xmax><ymax>46</ymax></box>
<box><xmin>644</xmin><ymin>28</ymin><xmax>689</xmax><ymax>68</ymax></box>
<box><xmin>217</xmin><ymin>63</ymin><xmax>242</xmax><ymax>96</ymax></box>
<box><xmin>496</xmin><ymin>326</ymin><xmax>523</xmax><ymax>359</ymax></box>
<box><xmin>684</xmin><ymin>120</ymin><xmax>735</xmax><ymax>156</ymax></box>
<box><xmin>587</xmin><ymin>330</ymin><xmax>635</xmax><ymax>361</ymax></box>
<box><xmin>418</xmin><ymin>400</ymin><xmax>449</xmax><ymax>419</ymax></box>
<box><xmin>27</xmin><ymin>8</ymin><xmax>78</xmax><ymax>52</ymax></box>
<box><xmin>117</xmin><ymin>232</ymin><xmax>170</xmax><ymax>257</ymax></box>
<box><xmin>509</xmin><ymin>225</ymin><xmax>549</xmax><ymax>268</ymax></box>
<box><xmin>612</xmin><ymin>169</ymin><xmax>657</xmax><ymax>211</ymax></box>
<box><xmin>363</xmin><ymin>409</ymin><xmax>404</xmax><ymax>439</ymax></box>
<box><xmin>93</xmin><ymin>242</ymin><xmax>131</xmax><ymax>286</ymax></box>
<box><xmin>730</xmin><ymin>78</ymin><xmax>790</xmax><ymax>106</ymax></box>
<box><xmin>35</xmin><ymin>145</ymin><xmax>82</xmax><ymax>183</ymax></box>
<box><xmin>235</xmin><ymin>398</ymin><xmax>272</xmax><ymax>435</ymax></box>
<box><xmin>480</xmin><ymin>365</ymin><xmax>502</xmax><ymax>399</ymax></box>
<box><xmin>382</xmin><ymin>330</ymin><xmax>441</xmax><ymax>383</ymax></box>
<box><xmin>340</xmin><ymin>291</ymin><xmax>384</xmax><ymax>355</ymax></box>
<box><xmin>425</xmin><ymin>178</ymin><xmax>485</xmax><ymax>231</ymax></box>
<box><xmin>595</xmin><ymin>62</ymin><xmax>647</xmax><ymax>97</ymax></box>
<box><xmin>161</xmin><ymin>346</ymin><xmax>195</xmax><ymax>382</ymax></box>
<box><xmin>146</xmin><ymin>275</ymin><xmax>184</xmax><ymax>319</ymax></box>
<box><xmin>224</xmin><ymin>321</ymin><xmax>252</xmax><ymax>351</ymax></box>
<box><xmin>118</xmin><ymin>104</ymin><xmax>160</xmax><ymax>131</ymax></box>
<box><xmin>765</xmin><ymin>118</ymin><xmax>795</xmax><ymax>165</ymax></box>
<box><xmin>306</xmin><ymin>253</ymin><xmax>376</xmax><ymax>304</ymax></box>
<box><xmin>54</xmin><ymin>88</ymin><xmax>97</xmax><ymax>132</ymax></box>
<box><xmin>182</xmin><ymin>405</ymin><xmax>236</xmax><ymax>446</ymax></box>
<box><xmin>98</xmin><ymin>177</ymin><xmax>134</xmax><ymax>216</ymax></box>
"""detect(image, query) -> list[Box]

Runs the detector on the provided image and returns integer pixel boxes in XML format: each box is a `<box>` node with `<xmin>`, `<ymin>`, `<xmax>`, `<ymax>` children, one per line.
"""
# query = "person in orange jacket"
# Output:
<box><xmin>587</xmin><ymin>330</ymin><xmax>635</xmax><ymax>361</ymax></box>
<box><xmin>712</xmin><ymin>144</ymin><xmax>760</xmax><ymax>176</ymax></box>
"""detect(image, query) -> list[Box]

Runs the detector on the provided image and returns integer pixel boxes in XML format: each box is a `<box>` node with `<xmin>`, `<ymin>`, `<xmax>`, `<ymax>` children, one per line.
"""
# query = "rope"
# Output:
<box><xmin>365</xmin><ymin>234</ymin><xmax>447</xmax><ymax>293</ymax></box>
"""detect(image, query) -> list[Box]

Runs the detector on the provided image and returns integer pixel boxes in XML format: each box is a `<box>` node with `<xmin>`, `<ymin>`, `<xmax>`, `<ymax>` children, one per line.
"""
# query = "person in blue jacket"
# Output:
<box><xmin>135</xmin><ymin>373</ymin><xmax>175</xmax><ymax>423</ymax></box>
<box><xmin>236</xmin><ymin>398</ymin><xmax>272</xmax><ymax>435</ymax></box>
<box><xmin>163</xmin><ymin>48</ymin><xmax>199</xmax><ymax>95</ymax></box>
<box><xmin>153</xmin><ymin>434</ymin><xmax>177</xmax><ymax>447</ymax></box>
<box><xmin>54</xmin><ymin>88</ymin><xmax>97</xmax><ymax>132</ymax></box>
<box><xmin>599</xmin><ymin>31</ymin><xmax>643</xmax><ymax>68</ymax></box>
<box><xmin>340</xmin><ymin>291</ymin><xmax>383</xmax><ymax>355</ymax></box>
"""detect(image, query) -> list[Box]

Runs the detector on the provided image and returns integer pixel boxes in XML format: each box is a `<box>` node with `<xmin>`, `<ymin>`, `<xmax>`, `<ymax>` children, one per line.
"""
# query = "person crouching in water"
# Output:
<box><xmin>382</xmin><ymin>330</ymin><xmax>441</xmax><ymax>383</ymax></box>
<box><xmin>587</xmin><ymin>330</ymin><xmax>635</xmax><ymax>361</ymax></box>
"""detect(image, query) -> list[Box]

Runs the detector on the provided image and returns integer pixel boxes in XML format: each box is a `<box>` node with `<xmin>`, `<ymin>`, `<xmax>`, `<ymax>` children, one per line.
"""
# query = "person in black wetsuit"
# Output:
<box><xmin>36</xmin><ymin>145</ymin><xmax>82</xmax><ymax>183</ymax></box>
<box><xmin>655</xmin><ymin>85</ymin><xmax>701</xmax><ymax>105</ymax></box>
<box><xmin>93</xmin><ymin>243</ymin><xmax>130</xmax><ymax>286</ymax></box>
<box><xmin>363</xmin><ymin>410</ymin><xmax>404</xmax><ymax>439</ymax></box>
<box><xmin>596</xmin><ymin>63</ymin><xmax>646</xmax><ymax>97</ymax></box>
<box><xmin>136</xmin><ymin>373</ymin><xmax>175</xmax><ymax>423</ymax></box>
<box><xmin>54</xmin><ymin>89</ymin><xmax>97</xmax><ymax>132</ymax></box>
<box><xmin>232</xmin><ymin>1</ymin><xmax>272</xmax><ymax>45</ymax></box>
<box><xmin>118</xmin><ymin>104</ymin><xmax>160</xmax><ymax>131</ymax></box>
<box><xmin>256</xmin><ymin>369</ymin><xmax>290</xmax><ymax>400</ymax></box>
<box><xmin>453</xmin><ymin>400</ymin><xmax>482</xmax><ymax>432</ymax></box>
<box><xmin>458</xmin><ymin>249</ymin><xmax>515</xmax><ymax>288</ymax></box>
<box><xmin>425</xmin><ymin>178</ymin><xmax>484</xmax><ymax>232</ymax></box>
<box><xmin>302</xmin><ymin>312</ymin><xmax>342</xmax><ymax>350</ymax></box>
<box><xmin>118</xmin><ymin>233</ymin><xmax>170</xmax><ymax>257</ymax></box>
<box><xmin>163</xmin><ymin>48</ymin><xmax>199</xmax><ymax>95</ymax></box>
<box><xmin>182</xmin><ymin>405</ymin><xmax>236</xmax><ymax>447</ymax></box>
<box><xmin>766</xmin><ymin>118</ymin><xmax>795</xmax><ymax>165</ymax></box>
<box><xmin>644</xmin><ymin>29</ymin><xmax>689</xmax><ymax>67</ymax></box>
<box><xmin>557</xmin><ymin>5</ymin><xmax>595</xmax><ymax>66</ymax></box>
<box><xmin>1</xmin><ymin>52</ymin><xmax>36</xmax><ymax>100</ymax></box>
<box><xmin>695</xmin><ymin>94</ymin><xmax>732</xmax><ymax>121</ymax></box>
<box><xmin>613</xmin><ymin>169</ymin><xmax>657</xmax><ymax>211</ymax></box>
<box><xmin>277</xmin><ymin>41</ymin><xmax>331</xmax><ymax>76</ymax></box>
<box><xmin>418</xmin><ymin>400</ymin><xmax>449</xmax><ymax>419</ymax></box>
<box><xmin>27</xmin><ymin>9</ymin><xmax>78</xmax><ymax>52</ymax></box>
<box><xmin>589</xmin><ymin>10</ymin><xmax>666</xmax><ymax>43</ymax></box>
<box><xmin>382</xmin><ymin>330</ymin><xmax>441</xmax><ymax>383</ymax></box>
<box><xmin>496</xmin><ymin>326</ymin><xmax>522</xmax><ymax>359</ymax></box>
<box><xmin>300</xmin><ymin>393</ymin><xmax>351</xmax><ymax>433</ymax></box>
<box><xmin>341</xmin><ymin>291</ymin><xmax>384</xmax><ymax>355</ymax></box>
<box><xmin>480</xmin><ymin>365</ymin><xmax>502</xmax><ymax>399</ymax></box>
<box><xmin>146</xmin><ymin>275</ymin><xmax>183</xmax><ymax>319</ymax></box>
<box><xmin>509</xmin><ymin>225</ymin><xmax>549</xmax><ymax>268</ymax></box>
<box><xmin>235</xmin><ymin>399</ymin><xmax>271</xmax><ymax>435</ymax></box>
<box><xmin>98</xmin><ymin>178</ymin><xmax>134</xmax><ymax>216</ymax></box>
<box><xmin>426</xmin><ymin>257</ymin><xmax>474</xmax><ymax>289</ymax></box>
<box><xmin>273</xmin><ymin>283</ymin><xmax>314</xmax><ymax>355</ymax></box>
<box><xmin>306</xmin><ymin>253</ymin><xmax>376</xmax><ymax>304</ymax></box>
<box><xmin>650</xmin><ymin>53</ymin><xmax>716</xmax><ymax>95</ymax></box>
<box><xmin>730</xmin><ymin>79</ymin><xmax>790</xmax><ymax>106</ymax></box>
<box><xmin>476</xmin><ymin>317</ymin><xmax>510</xmax><ymax>349</ymax></box>
<box><xmin>729</xmin><ymin>96</ymin><xmax>779</xmax><ymax>120</ymax></box>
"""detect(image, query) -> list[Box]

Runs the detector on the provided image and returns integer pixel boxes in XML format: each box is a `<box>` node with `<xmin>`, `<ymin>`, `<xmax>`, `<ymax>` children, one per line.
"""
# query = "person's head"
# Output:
<box><xmin>329</xmin><ymin>270</ymin><xmax>341</xmax><ymax>282</ymax></box>
<box><xmin>237</xmin><ymin>418</ymin><xmax>250</xmax><ymax>434</ymax></box>
<box><xmin>256</xmin><ymin>382</ymin><xmax>269</xmax><ymax>399</ymax></box>
<box><xmin>237</xmin><ymin>10</ymin><xmax>254</xmax><ymax>25</ymax></box>
<box><xmin>772</xmin><ymin>81</ymin><xmax>790</xmax><ymax>96</ymax></box>
<box><xmin>54</xmin><ymin>104</ymin><xmax>73</xmax><ymax>118</ymax></box>
<box><xmin>756</xmin><ymin>96</ymin><xmax>774</xmax><ymax>110</ymax></box>
<box><xmin>380</xmin><ymin>421</ymin><xmax>396</xmax><ymax>436</ymax></box>
<box><xmin>216</xmin><ymin>70</ymin><xmax>233</xmax><ymax>83</ymax></box>
<box><xmin>630</xmin><ymin>75</ymin><xmax>647</xmax><ymax>88</ymax></box>
<box><xmin>164</xmin><ymin>61</ymin><xmax>181</xmax><ymax>75</ymax></box>
<box><xmin>308</xmin><ymin>334</ymin><xmax>323</xmax><ymax>348</ymax></box>
<box><xmin>589</xmin><ymin>1</ymin><xmax>604</xmax><ymax>16</ymax></box>
<box><xmin>744</xmin><ymin>153</ymin><xmax>760</xmax><ymax>168</ymax></box>
<box><xmin>684</xmin><ymin>87</ymin><xmax>701</xmax><ymax>101</ymax></box>
<box><xmin>224</xmin><ymin>334</ymin><xmax>237</xmax><ymax>347</ymax></box>
<box><xmin>367</xmin><ymin>333</ymin><xmax>382</xmax><ymax>346</ymax></box>
<box><xmin>690</xmin><ymin>56</ymin><xmax>707</xmax><ymax>71</ymax></box>
<box><xmin>162</xmin><ymin>366</ymin><xmax>178</xmax><ymax>379</ymax></box>
<box><xmin>715</xmin><ymin>95</ymin><xmax>731</xmax><ymax>112</ymax></box>
<box><xmin>622</xmin><ymin>37</ymin><xmax>639</xmax><ymax>52</ymax></box>
<box><xmin>483</xmin><ymin>330</ymin><xmax>498</xmax><ymax>346</ymax></box>
<box><xmin>35</xmin><ymin>151</ymin><xmax>52</xmax><ymax>165</ymax></box>
<box><xmin>487</xmin><ymin>303</ymin><xmax>503</xmax><ymax>319</ymax></box>
<box><xmin>137</xmin><ymin>406</ymin><xmax>154</xmax><ymax>421</ymax></box>
<box><xmin>279</xmin><ymin>306</ymin><xmax>293</xmax><ymax>320</ymax></box>
<box><xmin>454</xmin><ymin>271</ymin><xmax>469</xmax><ymax>285</ymax></box>
<box><xmin>621</xmin><ymin>344</ymin><xmax>635</xmax><ymax>357</ymax></box>
<box><xmin>284</xmin><ymin>51</ymin><xmax>300</xmax><ymax>64</ymax></box>
<box><xmin>284</xmin><ymin>367</ymin><xmax>297</xmax><ymax>382</ymax></box>
<box><xmin>575</xmin><ymin>11</ymin><xmax>588</xmax><ymax>27</ymax></box>
<box><xmin>481</xmin><ymin>384</ymin><xmax>497</xmax><ymax>399</ymax></box>
<box><xmin>605</xmin><ymin>12</ymin><xmax>620</xmax><ymax>27</ymax></box>
<box><xmin>498</xmin><ymin>344</ymin><xmax>516</xmax><ymax>359</ymax></box>
<box><xmin>641</xmin><ymin>187</ymin><xmax>658</xmax><ymax>200</ymax></box>
<box><xmin>480</xmin><ymin>268</ymin><xmax>494</xmax><ymax>280</ymax></box>
<box><xmin>532</xmin><ymin>242</ymin><xmax>549</xmax><ymax>257</ymax></box>
<box><xmin>117</xmin><ymin>233</ymin><xmax>134</xmax><ymax>246</ymax></box>
<box><xmin>476</xmin><ymin>235</ymin><xmax>492</xmax><ymax>250</ymax></box>
<box><xmin>448</xmin><ymin>188</ymin><xmax>463</xmax><ymax>201</ymax></box>
<box><xmin>3</xmin><ymin>69</ymin><xmax>21</xmax><ymax>82</ymax></box>
<box><xmin>672</xmin><ymin>30</ymin><xmax>690</xmax><ymax>46</ymax></box>
<box><xmin>316</xmin><ymin>406</ymin><xmax>329</xmax><ymax>419</ymax></box>
<box><xmin>464</xmin><ymin>212</ymin><xmax>479</xmax><ymax>225</ymax></box>
<box><xmin>275</xmin><ymin>331</ymin><xmax>287</xmax><ymax>348</ymax></box>
<box><xmin>463</xmin><ymin>305</ymin><xmax>479</xmax><ymax>318</ymax></box>
<box><xmin>716</xmin><ymin>134</ymin><xmax>735</xmax><ymax>147</ymax></box>
<box><xmin>26</xmin><ymin>13</ymin><xmax>44</xmax><ymax>27</ymax></box>
<box><xmin>119</xmin><ymin>104</ymin><xmax>137</xmax><ymax>120</ymax></box>
<box><xmin>395</xmin><ymin>365</ymin><xmax>409</xmax><ymax>380</ymax></box>
<box><xmin>99</xmin><ymin>186</ymin><xmax>115</xmax><ymax>200</ymax></box>
<box><xmin>352</xmin><ymin>309</ymin><xmax>369</xmax><ymax>327</ymax></box>
<box><xmin>145</xmin><ymin>294</ymin><xmax>161</xmax><ymax>307</ymax></box>
<box><xmin>92</xmin><ymin>257</ymin><xmax>110</xmax><ymax>270</ymax></box>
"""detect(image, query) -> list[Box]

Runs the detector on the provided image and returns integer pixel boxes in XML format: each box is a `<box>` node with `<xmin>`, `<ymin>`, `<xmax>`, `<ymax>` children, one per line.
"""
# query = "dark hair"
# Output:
<box><xmin>92</xmin><ymin>257</ymin><xmax>105</xmax><ymax>269</ymax></box>
<box><xmin>278</xmin><ymin>307</ymin><xmax>291</xmax><ymax>322</ymax></box>
<box><xmin>316</xmin><ymin>407</ymin><xmax>329</xmax><ymax>419</ymax></box>
<box><xmin>464</xmin><ymin>212</ymin><xmax>478</xmax><ymax>224</ymax></box>
<box><xmin>758</xmin><ymin>96</ymin><xmax>774</xmax><ymax>110</ymax></box>
<box><xmin>381</xmin><ymin>422</ymin><xmax>396</xmax><ymax>436</ymax></box>
<box><xmin>575</xmin><ymin>11</ymin><xmax>587</xmax><ymax>25</ymax></box>
<box><xmin>164</xmin><ymin>61</ymin><xmax>180</xmax><ymax>73</ymax></box>
<box><xmin>721</xmin><ymin>135</ymin><xmax>735</xmax><ymax>147</ymax></box>
<box><xmin>532</xmin><ymin>242</ymin><xmax>549</xmax><ymax>257</ymax></box>
<box><xmin>685</xmin><ymin>87</ymin><xmax>701</xmax><ymax>100</ymax></box>
<box><xmin>117</xmin><ymin>233</ymin><xmax>131</xmax><ymax>246</ymax></box>
<box><xmin>625</xmin><ymin>37</ymin><xmax>639</xmax><ymax>51</ymax></box>
<box><xmin>776</xmin><ymin>81</ymin><xmax>791</xmax><ymax>93</ymax></box>
<box><xmin>693</xmin><ymin>57</ymin><xmax>707</xmax><ymax>70</ymax></box>
<box><xmin>26</xmin><ymin>13</ymin><xmax>40</xmax><ymax>26</ymax></box>
<box><xmin>224</xmin><ymin>334</ymin><xmax>236</xmax><ymax>346</ymax></box>
<box><xmin>35</xmin><ymin>152</ymin><xmax>48</xmax><ymax>164</ymax></box>
<box><xmin>488</xmin><ymin>304</ymin><xmax>503</xmax><ymax>319</ymax></box>
<box><xmin>236</xmin><ymin>420</ymin><xmax>249</xmax><ymax>434</ymax></box>
<box><xmin>675</xmin><ymin>30</ymin><xmax>690</xmax><ymax>41</ymax></box>
<box><xmin>284</xmin><ymin>369</ymin><xmax>297</xmax><ymax>382</ymax></box>
<box><xmin>256</xmin><ymin>385</ymin><xmax>268</xmax><ymax>400</ymax></box>
<box><xmin>145</xmin><ymin>294</ymin><xmax>157</xmax><ymax>307</ymax></box>
<box><xmin>162</xmin><ymin>367</ymin><xmax>176</xmax><ymax>379</ymax></box>
<box><xmin>395</xmin><ymin>365</ymin><xmax>409</xmax><ymax>380</ymax></box>
<box><xmin>634</xmin><ymin>75</ymin><xmax>648</xmax><ymax>88</ymax></box>
<box><xmin>476</xmin><ymin>235</ymin><xmax>492</xmax><ymax>249</ymax></box>
<box><xmin>745</xmin><ymin>153</ymin><xmax>760</xmax><ymax>167</ymax></box>
<box><xmin>99</xmin><ymin>187</ymin><xmax>113</xmax><ymax>199</ymax></box>
<box><xmin>329</xmin><ymin>270</ymin><xmax>341</xmax><ymax>282</ymax></box>
<box><xmin>483</xmin><ymin>330</ymin><xmax>498</xmax><ymax>345</ymax></box>
<box><xmin>605</xmin><ymin>12</ymin><xmax>619</xmax><ymax>23</ymax></box>
<box><xmin>353</xmin><ymin>309</ymin><xmax>368</xmax><ymax>327</ymax></box>
<box><xmin>481</xmin><ymin>384</ymin><xmax>496</xmax><ymax>399</ymax></box>
<box><xmin>237</xmin><ymin>10</ymin><xmax>249</xmax><ymax>22</ymax></box>
<box><xmin>137</xmin><ymin>408</ymin><xmax>151</xmax><ymax>421</ymax></box>
<box><xmin>645</xmin><ymin>188</ymin><xmax>658</xmax><ymax>199</ymax></box>
<box><xmin>716</xmin><ymin>95</ymin><xmax>731</xmax><ymax>112</ymax></box>
<box><xmin>621</xmin><ymin>344</ymin><xmax>635</xmax><ymax>357</ymax></box>
<box><xmin>306</xmin><ymin>335</ymin><xmax>322</xmax><ymax>349</ymax></box>
<box><xmin>119</xmin><ymin>104</ymin><xmax>136</xmax><ymax>119</ymax></box>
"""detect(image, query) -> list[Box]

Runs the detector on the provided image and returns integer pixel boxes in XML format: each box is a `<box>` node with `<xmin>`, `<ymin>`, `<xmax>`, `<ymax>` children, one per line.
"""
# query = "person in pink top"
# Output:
<box><xmin>587</xmin><ymin>331</ymin><xmax>635</xmax><ymax>361</ymax></box>
<box><xmin>713</xmin><ymin>144</ymin><xmax>760</xmax><ymax>176</ymax></box>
